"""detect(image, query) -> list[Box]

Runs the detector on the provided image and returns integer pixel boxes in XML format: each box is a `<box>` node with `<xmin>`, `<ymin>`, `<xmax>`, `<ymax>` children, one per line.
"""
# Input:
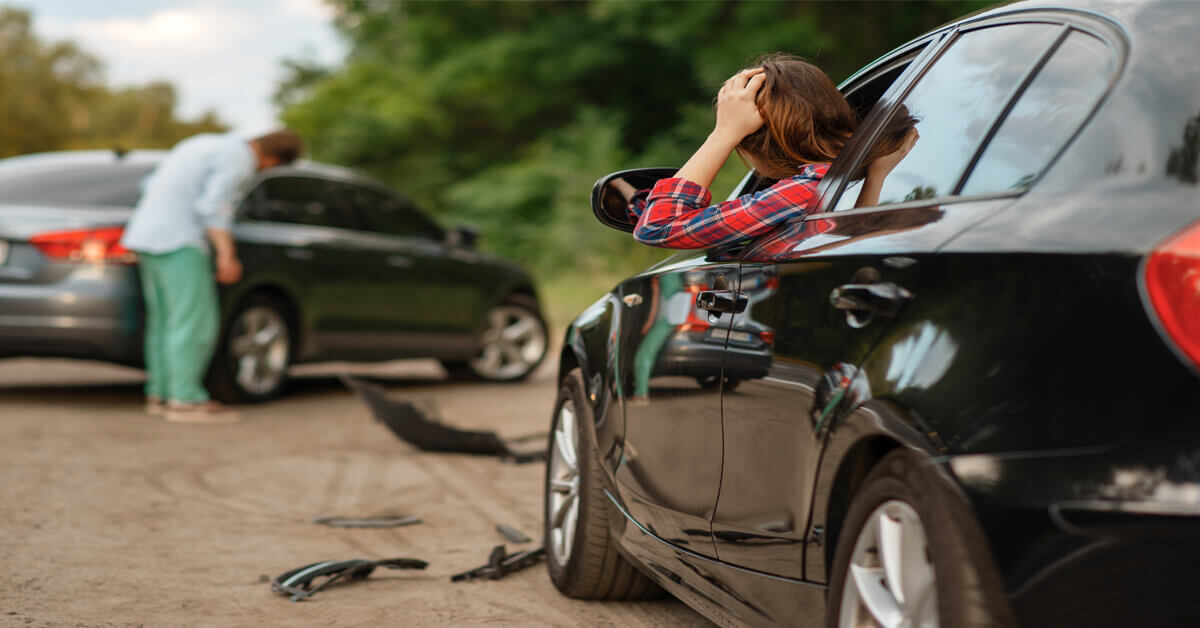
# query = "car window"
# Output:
<box><xmin>736</xmin><ymin>51</ymin><xmax>922</xmax><ymax>199</ymax></box>
<box><xmin>255</xmin><ymin>176</ymin><xmax>357</xmax><ymax>229</ymax></box>
<box><xmin>0</xmin><ymin>162</ymin><xmax>155</xmax><ymax>207</ymax></box>
<box><xmin>834</xmin><ymin>23</ymin><xmax>1061</xmax><ymax>210</ymax></box>
<box><xmin>350</xmin><ymin>185</ymin><xmax>443</xmax><ymax>240</ymax></box>
<box><xmin>961</xmin><ymin>31</ymin><xmax>1115</xmax><ymax>195</ymax></box>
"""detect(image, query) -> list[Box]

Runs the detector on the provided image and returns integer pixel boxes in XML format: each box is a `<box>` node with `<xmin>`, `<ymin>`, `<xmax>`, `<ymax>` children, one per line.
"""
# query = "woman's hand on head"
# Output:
<box><xmin>714</xmin><ymin>68</ymin><xmax>767</xmax><ymax>141</ymax></box>
<box><xmin>868</xmin><ymin>127</ymin><xmax>920</xmax><ymax>179</ymax></box>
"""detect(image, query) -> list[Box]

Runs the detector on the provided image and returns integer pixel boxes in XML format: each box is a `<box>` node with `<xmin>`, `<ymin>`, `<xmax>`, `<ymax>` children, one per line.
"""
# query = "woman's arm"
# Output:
<box><xmin>675</xmin><ymin>68</ymin><xmax>767</xmax><ymax>189</ymax></box>
<box><xmin>855</xmin><ymin>127</ymin><xmax>919</xmax><ymax>208</ymax></box>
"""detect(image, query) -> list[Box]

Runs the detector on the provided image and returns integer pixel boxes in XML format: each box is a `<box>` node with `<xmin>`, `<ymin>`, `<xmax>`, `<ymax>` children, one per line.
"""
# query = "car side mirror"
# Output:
<box><xmin>591</xmin><ymin>168</ymin><xmax>677</xmax><ymax>233</ymax></box>
<box><xmin>447</xmin><ymin>225</ymin><xmax>480</xmax><ymax>249</ymax></box>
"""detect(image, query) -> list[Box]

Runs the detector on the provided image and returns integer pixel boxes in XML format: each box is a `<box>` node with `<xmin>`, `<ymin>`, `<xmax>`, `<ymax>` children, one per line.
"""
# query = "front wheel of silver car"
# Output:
<box><xmin>826</xmin><ymin>450</ymin><xmax>1016</xmax><ymax>628</ymax></box>
<box><xmin>444</xmin><ymin>294</ymin><xmax>548</xmax><ymax>382</ymax></box>
<box><xmin>544</xmin><ymin>368</ymin><xmax>661</xmax><ymax>600</ymax></box>
<box><xmin>208</xmin><ymin>294</ymin><xmax>292</xmax><ymax>404</ymax></box>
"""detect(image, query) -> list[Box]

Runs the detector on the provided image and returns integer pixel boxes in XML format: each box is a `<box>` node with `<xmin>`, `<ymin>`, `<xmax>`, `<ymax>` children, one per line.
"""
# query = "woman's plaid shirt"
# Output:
<box><xmin>628</xmin><ymin>163</ymin><xmax>829</xmax><ymax>250</ymax></box>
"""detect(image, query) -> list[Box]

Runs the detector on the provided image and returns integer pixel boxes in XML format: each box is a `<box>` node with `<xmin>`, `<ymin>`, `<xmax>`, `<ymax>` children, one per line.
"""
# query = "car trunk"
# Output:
<box><xmin>0</xmin><ymin>204</ymin><xmax>133</xmax><ymax>284</ymax></box>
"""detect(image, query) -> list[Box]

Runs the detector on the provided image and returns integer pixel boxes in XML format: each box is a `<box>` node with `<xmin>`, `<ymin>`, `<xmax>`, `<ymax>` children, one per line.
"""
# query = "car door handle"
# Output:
<box><xmin>829</xmin><ymin>282</ymin><xmax>912</xmax><ymax>317</ymax></box>
<box><xmin>696</xmin><ymin>290</ymin><xmax>748</xmax><ymax>314</ymax></box>
<box><xmin>285</xmin><ymin>248</ymin><xmax>314</xmax><ymax>260</ymax></box>
<box><xmin>386</xmin><ymin>255</ymin><xmax>413</xmax><ymax>268</ymax></box>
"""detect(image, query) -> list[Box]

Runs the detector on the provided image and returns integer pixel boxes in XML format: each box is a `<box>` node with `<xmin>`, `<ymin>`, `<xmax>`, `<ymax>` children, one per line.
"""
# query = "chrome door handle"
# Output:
<box><xmin>387</xmin><ymin>255</ymin><xmax>413</xmax><ymax>268</ymax></box>
<box><xmin>285</xmin><ymin>248</ymin><xmax>314</xmax><ymax>260</ymax></box>
<box><xmin>829</xmin><ymin>282</ymin><xmax>912</xmax><ymax>317</ymax></box>
<box><xmin>696</xmin><ymin>290</ymin><xmax>747</xmax><ymax>314</ymax></box>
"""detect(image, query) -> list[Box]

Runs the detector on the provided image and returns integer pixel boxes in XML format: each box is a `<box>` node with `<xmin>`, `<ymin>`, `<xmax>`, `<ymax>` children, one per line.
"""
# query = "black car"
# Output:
<box><xmin>543</xmin><ymin>1</ymin><xmax>1200</xmax><ymax>625</ymax></box>
<box><xmin>0</xmin><ymin>151</ymin><xmax>548</xmax><ymax>402</ymax></box>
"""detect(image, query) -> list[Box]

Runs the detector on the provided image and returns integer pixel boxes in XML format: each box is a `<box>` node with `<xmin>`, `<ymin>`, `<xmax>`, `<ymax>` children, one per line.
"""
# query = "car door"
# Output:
<box><xmin>711</xmin><ymin>19</ymin><xmax>1083</xmax><ymax>580</ymax></box>
<box><xmin>611</xmin><ymin>248</ymin><xmax>741</xmax><ymax>557</ymax></box>
<box><xmin>340</xmin><ymin>182</ymin><xmax>483</xmax><ymax>356</ymax></box>
<box><xmin>238</xmin><ymin>174</ymin><xmax>375</xmax><ymax>355</ymax></box>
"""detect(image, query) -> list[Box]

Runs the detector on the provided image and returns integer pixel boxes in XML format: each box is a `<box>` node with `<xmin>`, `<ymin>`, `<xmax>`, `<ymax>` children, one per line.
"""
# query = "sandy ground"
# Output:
<box><xmin>0</xmin><ymin>356</ymin><xmax>707</xmax><ymax>627</ymax></box>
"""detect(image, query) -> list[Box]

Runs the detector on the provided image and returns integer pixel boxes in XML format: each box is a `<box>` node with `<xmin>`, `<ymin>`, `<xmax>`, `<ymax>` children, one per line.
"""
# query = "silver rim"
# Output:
<box><xmin>470</xmin><ymin>305</ymin><xmax>546</xmax><ymax>380</ymax></box>
<box><xmin>839</xmin><ymin>500</ymin><xmax>938</xmax><ymax>628</ymax></box>
<box><xmin>229</xmin><ymin>305</ymin><xmax>290</xmax><ymax>395</ymax></box>
<box><xmin>547</xmin><ymin>399</ymin><xmax>581</xmax><ymax>566</ymax></box>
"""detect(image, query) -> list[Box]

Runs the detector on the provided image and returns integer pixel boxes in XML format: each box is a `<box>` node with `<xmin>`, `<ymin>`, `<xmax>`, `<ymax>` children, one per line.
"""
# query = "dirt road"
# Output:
<box><xmin>0</xmin><ymin>357</ymin><xmax>706</xmax><ymax>627</ymax></box>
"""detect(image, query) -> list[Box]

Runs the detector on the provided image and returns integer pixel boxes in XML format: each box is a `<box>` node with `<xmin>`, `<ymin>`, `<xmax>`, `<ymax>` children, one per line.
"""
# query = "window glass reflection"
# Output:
<box><xmin>835</xmin><ymin>24</ymin><xmax>1058</xmax><ymax>210</ymax></box>
<box><xmin>961</xmin><ymin>32</ymin><xmax>1114</xmax><ymax>195</ymax></box>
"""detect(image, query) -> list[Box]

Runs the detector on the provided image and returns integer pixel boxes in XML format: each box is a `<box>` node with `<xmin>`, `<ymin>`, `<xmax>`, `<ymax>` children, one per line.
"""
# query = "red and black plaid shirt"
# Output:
<box><xmin>628</xmin><ymin>163</ymin><xmax>829</xmax><ymax>250</ymax></box>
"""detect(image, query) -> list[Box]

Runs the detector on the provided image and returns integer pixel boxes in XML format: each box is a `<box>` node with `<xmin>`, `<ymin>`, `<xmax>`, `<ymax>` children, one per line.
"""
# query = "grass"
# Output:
<box><xmin>538</xmin><ymin>270</ymin><xmax>627</xmax><ymax>335</ymax></box>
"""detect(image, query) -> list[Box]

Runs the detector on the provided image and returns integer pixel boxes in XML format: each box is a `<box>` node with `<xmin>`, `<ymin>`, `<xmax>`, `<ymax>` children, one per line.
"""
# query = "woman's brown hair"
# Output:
<box><xmin>737</xmin><ymin>53</ymin><xmax>916</xmax><ymax>179</ymax></box>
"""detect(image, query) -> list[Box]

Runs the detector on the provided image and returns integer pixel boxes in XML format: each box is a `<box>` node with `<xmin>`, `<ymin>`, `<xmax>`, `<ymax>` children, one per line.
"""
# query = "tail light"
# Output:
<box><xmin>30</xmin><ymin>227</ymin><xmax>136</xmax><ymax>264</ymax></box>
<box><xmin>679</xmin><ymin>284</ymin><xmax>711</xmax><ymax>333</ymax></box>
<box><xmin>1143</xmin><ymin>221</ymin><xmax>1200</xmax><ymax>371</ymax></box>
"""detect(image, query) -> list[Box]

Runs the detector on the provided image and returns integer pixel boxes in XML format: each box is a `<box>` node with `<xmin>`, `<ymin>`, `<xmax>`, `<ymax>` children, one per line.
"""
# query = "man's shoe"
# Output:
<box><xmin>145</xmin><ymin>396</ymin><xmax>166</xmax><ymax>416</ymax></box>
<box><xmin>164</xmin><ymin>400</ymin><xmax>241</xmax><ymax>424</ymax></box>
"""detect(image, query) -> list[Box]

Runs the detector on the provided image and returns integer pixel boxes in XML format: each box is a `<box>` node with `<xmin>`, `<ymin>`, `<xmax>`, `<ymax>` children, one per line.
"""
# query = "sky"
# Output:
<box><xmin>21</xmin><ymin>0</ymin><xmax>348</xmax><ymax>136</ymax></box>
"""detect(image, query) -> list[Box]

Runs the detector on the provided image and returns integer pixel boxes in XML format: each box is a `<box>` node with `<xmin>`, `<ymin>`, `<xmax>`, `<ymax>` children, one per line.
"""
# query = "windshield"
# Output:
<box><xmin>0</xmin><ymin>161</ymin><xmax>157</xmax><ymax>207</ymax></box>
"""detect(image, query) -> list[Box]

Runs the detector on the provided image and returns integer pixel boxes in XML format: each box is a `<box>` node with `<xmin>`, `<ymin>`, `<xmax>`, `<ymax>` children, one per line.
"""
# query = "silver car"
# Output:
<box><xmin>0</xmin><ymin>150</ymin><xmax>548</xmax><ymax>401</ymax></box>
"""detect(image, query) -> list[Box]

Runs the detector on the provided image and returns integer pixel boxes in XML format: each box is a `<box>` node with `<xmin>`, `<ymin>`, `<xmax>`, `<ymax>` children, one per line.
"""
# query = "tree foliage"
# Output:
<box><xmin>0</xmin><ymin>7</ymin><xmax>226</xmax><ymax>159</ymax></box>
<box><xmin>280</xmin><ymin>0</ymin><xmax>992</xmax><ymax>277</ymax></box>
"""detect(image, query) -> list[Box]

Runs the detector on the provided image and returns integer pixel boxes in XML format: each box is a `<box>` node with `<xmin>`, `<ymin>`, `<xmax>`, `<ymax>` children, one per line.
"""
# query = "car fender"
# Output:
<box><xmin>811</xmin><ymin>388</ymin><xmax>958</xmax><ymax>583</ymax></box>
<box><xmin>560</xmin><ymin>292</ymin><xmax>625</xmax><ymax>477</ymax></box>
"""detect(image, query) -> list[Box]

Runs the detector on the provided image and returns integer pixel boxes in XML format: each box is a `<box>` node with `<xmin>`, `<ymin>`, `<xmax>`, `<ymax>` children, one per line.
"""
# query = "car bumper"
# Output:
<box><xmin>0</xmin><ymin>266</ymin><xmax>141</xmax><ymax>364</ymax></box>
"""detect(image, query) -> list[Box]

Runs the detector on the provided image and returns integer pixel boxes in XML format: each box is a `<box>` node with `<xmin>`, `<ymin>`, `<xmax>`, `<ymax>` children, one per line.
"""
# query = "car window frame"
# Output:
<box><xmin>820</xmin><ymin>9</ymin><xmax>1127</xmax><ymax>217</ymax></box>
<box><xmin>242</xmin><ymin>174</ymin><xmax>362</xmax><ymax>231</ymax></box>
<box><xmin>351</xmin><ymin>182</ymin><xmax>446</xmax><ymax>242</ymax></box>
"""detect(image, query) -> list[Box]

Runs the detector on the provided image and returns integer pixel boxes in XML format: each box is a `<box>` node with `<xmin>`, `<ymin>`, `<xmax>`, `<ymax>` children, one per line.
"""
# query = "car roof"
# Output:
<box><xmin>0</xmin><ymin>149</ymin><xmax>387</xmax><ymax>190</ymax></box>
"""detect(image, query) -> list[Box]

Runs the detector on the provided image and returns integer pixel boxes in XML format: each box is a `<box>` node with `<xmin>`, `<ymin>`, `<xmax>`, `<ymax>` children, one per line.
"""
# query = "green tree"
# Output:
<box><xmin>0</xmin><ymin>7</ymin><xmax>227</xmax><ymax>159</ymax></box>
<box><xmin>281</xmin><ymin>1</ymin><xmax>992</xmax><ymax>278</ymax></box>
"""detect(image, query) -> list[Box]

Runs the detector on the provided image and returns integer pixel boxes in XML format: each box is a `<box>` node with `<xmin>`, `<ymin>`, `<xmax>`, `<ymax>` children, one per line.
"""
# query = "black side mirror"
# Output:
<box><xmin>447</xmin><ymin>225</ymin><xmax>480</xmax><ymax>249</ymax></box>
<box><xmin>591</xmin><ymin>168</ymin><xmax>677</xmax><ymax>233</ymax></box>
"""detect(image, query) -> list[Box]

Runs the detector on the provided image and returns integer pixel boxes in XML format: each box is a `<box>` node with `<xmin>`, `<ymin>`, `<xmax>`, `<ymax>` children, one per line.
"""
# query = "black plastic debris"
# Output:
<box><xmin>342</xmin><ymin>376</ymin><xmax>546</xmax><ymax>463</ymax></box>
<box><xmin>450</xmin><ymin>545</ymin><xmax>546</xmax><ymax>582</ymax></box>
<box><xmin>311</xmin><ymin>515</ymin><xmax>421</xmax><ymax>528</ymax></box>
<box><xmin>495</xmin><ymin>523</ymin><xmax>531</xmax><ymax>544</ymax></box>
<box><xmin>271</xmin><ymin>557</ymin><xmax>428</xmax><ymax>601</ymax></box>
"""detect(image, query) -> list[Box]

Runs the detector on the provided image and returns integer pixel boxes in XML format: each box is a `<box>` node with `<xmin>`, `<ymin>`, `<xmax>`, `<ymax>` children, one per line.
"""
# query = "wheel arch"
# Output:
<box><xmin>821</xmin><ymin>434</ymin><xmax>903</xmax><ymax>582</ymax></box>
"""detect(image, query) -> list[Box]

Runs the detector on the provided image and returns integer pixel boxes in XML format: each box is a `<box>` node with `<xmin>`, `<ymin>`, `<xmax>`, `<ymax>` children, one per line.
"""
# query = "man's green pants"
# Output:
<box><xmin>137</xmin><ymin>247</ymin><xmax>219</xmax><ymax>403</ymax></box>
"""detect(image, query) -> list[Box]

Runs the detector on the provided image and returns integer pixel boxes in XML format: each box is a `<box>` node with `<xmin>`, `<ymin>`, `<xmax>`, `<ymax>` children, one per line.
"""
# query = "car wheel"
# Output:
<box><xmin>207</xmin><ymin>294</ymin><xmax>292</xmax><ymax>404</ymax></box>
<box><xmin>827</xmin><ymin>449</ymin><xmax>1015</xmax><ymax>628</ymax></box>
<box><xmin>544</xmin><ymin>368</ymin><xmax>661</xmax><ymax>600</ymax></box>
<box><xmin>444</xmin><ymin>294</ymin><xmax>548</xmax><ymax>382</ymax></box>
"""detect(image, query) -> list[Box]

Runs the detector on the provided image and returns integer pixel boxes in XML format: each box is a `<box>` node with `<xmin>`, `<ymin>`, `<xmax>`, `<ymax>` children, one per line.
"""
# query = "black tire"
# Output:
<box><xmin>544</xmin><ymin>368</ymin><xmax>662</xmax><ymax>600</ymax></box>
<box><xmin>826</xmin><ymin>449</ymin><xmax>1016</xmax><ymax>628</ymax></box>
<box><xmin>206</xmin><ymin>293</ymin><xmax>293</xmax><ymax>404</ymax></box>
<box><xmin>442</xmin><ymin>293</ymin><xmax>548</xmax><ymax>382</ymax></box>
<box><xmin>696</xmin><ymin>375</ymin><xmax>740</xmax><ymax>392</ymax></box>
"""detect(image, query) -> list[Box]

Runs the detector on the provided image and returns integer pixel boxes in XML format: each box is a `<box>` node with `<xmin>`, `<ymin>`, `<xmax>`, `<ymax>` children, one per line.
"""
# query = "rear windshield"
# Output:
<box><xmin>0</xmin><ymin>161</ymin><xmax>157</xmax><ymax>207</ymax></box>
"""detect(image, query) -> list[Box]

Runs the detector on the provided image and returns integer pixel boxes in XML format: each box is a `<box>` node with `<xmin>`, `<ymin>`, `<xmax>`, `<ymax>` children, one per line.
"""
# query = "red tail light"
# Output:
<box><xmin>30</xmin><ymin>227</ymin><xmax>136</xmax><ymax>264</ymax></box>
<box><xmin>679</xmin><ymin>284</ymin><xmax>711</xmax><ymax>333</ymax></box>
<box><xmin>1143</xmin><ymin>221</ymin><xmax>1200</xmax><ymax>370</ymax></box>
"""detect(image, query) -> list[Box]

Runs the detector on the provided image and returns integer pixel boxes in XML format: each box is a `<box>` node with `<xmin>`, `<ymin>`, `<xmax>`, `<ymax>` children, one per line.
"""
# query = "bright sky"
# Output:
<box><xmin>22</xmin><ymin>0</ymin><xmax>347</xmax><ymax>136</ymax></box>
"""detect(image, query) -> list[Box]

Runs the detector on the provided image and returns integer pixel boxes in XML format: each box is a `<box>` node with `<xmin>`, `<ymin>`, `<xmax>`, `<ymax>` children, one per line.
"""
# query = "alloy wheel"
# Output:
<box><xmin>547</xmin><ymin>399</ymin><xmax>581</xmax><ymax>566</ymax></box>
<box><xmin>838</xmin><ymin>499</ymin><xmax>938</xmax><ymax>628</ymax></box>
<box><xmin>470</xmin><ymin>305</ymin><xmax>546</xmax><ymax>380</ymax></box>
<box><xmin>229</xmin><ymin>305</ymin><xmax>290</xmax><ymax>396</ymax></box>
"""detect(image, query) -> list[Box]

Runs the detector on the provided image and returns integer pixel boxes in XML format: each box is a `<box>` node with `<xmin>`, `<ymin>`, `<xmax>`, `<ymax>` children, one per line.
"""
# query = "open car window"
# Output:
<box><xmin>733</xmin><ymin>47</ymin><xmax>926</xmax><ymax>200</ymax></box>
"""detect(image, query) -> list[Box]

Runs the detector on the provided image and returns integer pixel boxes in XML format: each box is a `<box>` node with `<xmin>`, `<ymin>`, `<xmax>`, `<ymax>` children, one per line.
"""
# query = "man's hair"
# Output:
<box><xmin>736</xmin><ymin>53</ymin><xmax>916</xmax><ymax>179</ymax></box>
<box><xmin>251</xmin><ymin>129</ymin><xmax>304</xmax><ymax>165</ymax></box>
